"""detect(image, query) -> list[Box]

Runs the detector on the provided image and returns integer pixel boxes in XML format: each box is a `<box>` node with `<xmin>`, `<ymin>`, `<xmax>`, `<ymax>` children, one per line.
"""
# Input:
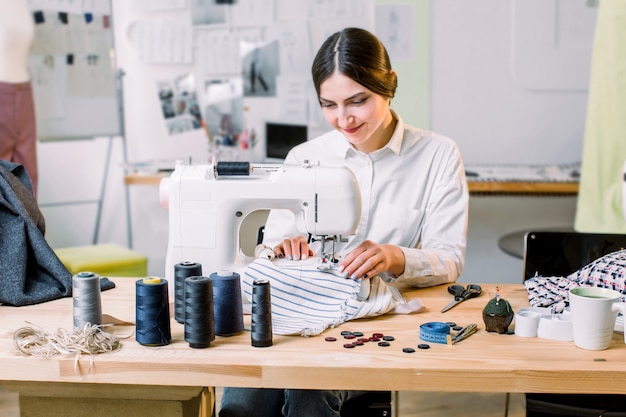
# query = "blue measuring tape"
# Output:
<box><xmin>419</xmin><ymin>322</ymin><xmax>451</xmax><ymax>344</ymax></box>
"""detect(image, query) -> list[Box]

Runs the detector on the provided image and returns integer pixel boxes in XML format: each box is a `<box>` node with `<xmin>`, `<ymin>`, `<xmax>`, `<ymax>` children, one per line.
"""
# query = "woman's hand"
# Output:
<box><xmin>338</xmin><ymin>240</ymin><xmax>405</xmax><ymax>280</ymax></box>
<box><xmin>273</xmin><ymin>235</ymin><xmax>316</xmax><ymax>260</ymax></box>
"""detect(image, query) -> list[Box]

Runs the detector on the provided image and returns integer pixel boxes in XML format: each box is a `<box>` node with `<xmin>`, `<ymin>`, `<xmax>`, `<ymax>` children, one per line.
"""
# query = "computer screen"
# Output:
<box><xmin>265</xmin><ymin>122</ymin><xmax>308</xmax><ymax>160</ymax></box>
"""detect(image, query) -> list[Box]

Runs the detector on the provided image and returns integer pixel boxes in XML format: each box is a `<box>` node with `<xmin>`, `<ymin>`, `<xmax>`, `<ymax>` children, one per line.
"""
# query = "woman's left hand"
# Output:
<box><xmin>338</xmin><ymin>240</ymin><xmax>405</xmax><ymax>280</ymax></box>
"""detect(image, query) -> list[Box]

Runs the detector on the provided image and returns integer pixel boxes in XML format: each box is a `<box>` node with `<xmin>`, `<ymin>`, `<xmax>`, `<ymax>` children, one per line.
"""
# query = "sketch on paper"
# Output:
<box><xmin>375</xmin><ymin>4</ymin><xmax>415</xmax><ymax>62</ymax></box>
<box><xmin>241</xmin><ymin>40</ymin><xmax>279</xmax><ymax>97</ymax></box>
<box><xmin>157</xmin><ymin>73</ymin><xmax>205</xmax><ymax>136</ymax></box>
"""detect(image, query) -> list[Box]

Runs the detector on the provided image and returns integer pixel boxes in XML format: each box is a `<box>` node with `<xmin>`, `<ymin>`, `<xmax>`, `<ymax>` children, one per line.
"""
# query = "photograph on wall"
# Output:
<box><xmin>157</xmin><ymin>73</ymin><xmax>205</xmax><ymax>136</ymax></box>
<box><xmin>202</xmin><ymin>77</ymin><xmax>246</xmax><ymax>147</ymax></box>
<box><xmin>241</xmin><ymin>40</ymin><xmax>279</xmax><ymax>97</ymax></box>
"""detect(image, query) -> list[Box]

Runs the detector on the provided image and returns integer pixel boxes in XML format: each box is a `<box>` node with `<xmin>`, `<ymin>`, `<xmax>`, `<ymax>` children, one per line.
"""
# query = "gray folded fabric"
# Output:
<box><xmin>0</xmin><ymin>160</ymin><xmax>113</xmax><ymax>306</ymax></box>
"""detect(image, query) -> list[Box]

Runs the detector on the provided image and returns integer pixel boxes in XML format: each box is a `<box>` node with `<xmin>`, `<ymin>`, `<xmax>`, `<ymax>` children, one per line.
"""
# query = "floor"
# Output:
<box><xmin>0</xmin><ymin>386</ymin><xmax>525</xmax><ymax>416</ymax></box>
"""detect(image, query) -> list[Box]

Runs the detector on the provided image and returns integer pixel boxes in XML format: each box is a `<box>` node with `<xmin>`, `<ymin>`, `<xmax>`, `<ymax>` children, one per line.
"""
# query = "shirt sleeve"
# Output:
<box><xmin>396</xmin><ymin>147</ymin><xmax>469</xmax><ymax>288</ymax></box>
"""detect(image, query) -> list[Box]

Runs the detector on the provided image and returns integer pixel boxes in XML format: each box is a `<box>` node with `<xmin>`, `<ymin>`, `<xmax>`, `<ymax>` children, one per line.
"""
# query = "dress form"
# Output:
<box><xmin>0</xmin><ymin>0</ymin><xmax>34</xmax><ymax>83</ymax></box>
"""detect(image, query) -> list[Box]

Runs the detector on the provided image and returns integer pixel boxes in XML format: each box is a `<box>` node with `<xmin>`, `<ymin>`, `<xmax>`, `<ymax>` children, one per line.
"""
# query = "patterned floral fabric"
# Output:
<box><xmin>524</xmin><ymin>249</ymin><xmax>626</xmax><ymax>313</ymax></box>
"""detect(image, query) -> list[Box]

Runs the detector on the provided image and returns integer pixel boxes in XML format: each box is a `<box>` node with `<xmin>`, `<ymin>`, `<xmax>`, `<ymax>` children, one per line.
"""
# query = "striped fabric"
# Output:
<box><xmin>241</xmin><ymin>258</ymin><xmax>405</xmax><ymax>336</ymax></box>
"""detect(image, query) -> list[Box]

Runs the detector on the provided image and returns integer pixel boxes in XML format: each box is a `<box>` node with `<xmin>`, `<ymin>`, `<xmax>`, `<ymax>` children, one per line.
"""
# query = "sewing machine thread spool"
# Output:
<box><xmin>184</xmin><ymin>276</ymin><xmax>215</xmax><ymax>349</ymax></box>
<box><xmin>251</xmin><ymin>279</ymin><xmax>272</xmax><ymax>347</ymax></box>
<box><xmin>216</xmin><ymin>161</ymin><xmax>250</xmax><ymax>176</ymax></box>
<box><xmin>210</xmin><ymin>270</ymin><xmax>244</xmax><ymax>336</ymax></box>
<box><xmin>135</xmin><ymin>277</ymin><xmax>171</xmax><ymax>346</ymax></box>
<box><xmin>72</xmin><ymin>271</ymin><xmax>103</xmax><ymax>328</ymax></box>
<box><xmin>174</xmin><ymin>261</ymin><xmax>203</xmax><ymax>323</ymax></box>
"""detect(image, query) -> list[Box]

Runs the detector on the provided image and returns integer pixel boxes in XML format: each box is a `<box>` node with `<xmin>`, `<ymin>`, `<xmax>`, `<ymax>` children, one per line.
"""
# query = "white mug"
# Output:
<box><xmin>569</xmin><ymin>287</ymin><xmax>626</xmax><ymax>350</ymax></box>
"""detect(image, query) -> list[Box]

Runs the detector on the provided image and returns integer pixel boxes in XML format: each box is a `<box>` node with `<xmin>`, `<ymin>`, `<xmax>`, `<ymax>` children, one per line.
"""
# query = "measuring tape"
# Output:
<box><xmin>419</xmin><ymin>322</ymin><xmax>451</xmax><ymax>344</ymax></box>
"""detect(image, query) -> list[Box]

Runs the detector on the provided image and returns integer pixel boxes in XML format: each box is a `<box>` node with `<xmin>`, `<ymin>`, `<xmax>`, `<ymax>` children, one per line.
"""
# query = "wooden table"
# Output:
<box><xmin>124</xmin><ymin>171</ymin><xmax>579</xmax><ymax>195</ymax></box>
<box><xmin>2</xmin><ymin>280</ymin><xmax>626</xmax><ymax>416</ymax></box>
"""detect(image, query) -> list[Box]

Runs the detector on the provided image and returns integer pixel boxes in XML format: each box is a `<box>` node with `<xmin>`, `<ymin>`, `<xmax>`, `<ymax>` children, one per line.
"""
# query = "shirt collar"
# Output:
<box><xmin>340</xmin><ymin>109</ymin><xmax>405</xmax><ymax>160</ymax></box>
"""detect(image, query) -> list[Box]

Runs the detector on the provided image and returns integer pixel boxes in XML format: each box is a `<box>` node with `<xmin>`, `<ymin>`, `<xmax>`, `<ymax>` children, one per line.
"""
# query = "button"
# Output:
<box><xmin>418</xmin><ymin>343</ymin><xmax>430</xmax><ymax>349</ymax></box>
<box><xmin>382</xmin><ymin>335</ymin><xmax>395</xmax><ymax>341</ymax></box>
<box><xmin>343</xmin><ymin>343</ymin><xmax>356</xmax><ymax>348</ymax></box>
<box><xmin>325</xmin><ymin>337</ymin><xmax>337</xmax><ymax>342</ymax></box>
<box><xmin>403</xmin><ymin>347</ymin><xmax>416</xmax><ymax>353</ymax></box>
<box><xmin>377</xmin><ymin>341</ymin><xmax>390</xmax><ymax>347</ymax></box>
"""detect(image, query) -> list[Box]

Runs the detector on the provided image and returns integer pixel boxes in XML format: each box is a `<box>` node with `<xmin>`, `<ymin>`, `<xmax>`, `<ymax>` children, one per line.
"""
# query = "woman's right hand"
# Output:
<box><xmin>273</xmin><ymin>235</ymin><xmax>316</xmax><ymax>261</ymax></box>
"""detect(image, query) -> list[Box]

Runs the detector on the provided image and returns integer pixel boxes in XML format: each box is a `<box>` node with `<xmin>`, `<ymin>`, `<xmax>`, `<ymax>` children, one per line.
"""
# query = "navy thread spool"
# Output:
<box><xmin>72</xmin><ymin>271</ymin><xmax>103</xmax><ymax>328</ymax></box>
<box><xmin>251</xmin><ymin>279</ymin><xmax>272</xmax><ymax>347</ymax></box>
<box><xmin>136</xmin><ymin>277</ymin><xmax>171</xmax><ymax>346</ymax></box>
<box><xmin>174</xmin><ymin>261</ymin><xmax>203</xmax><ymax>324</ymax></box>
<box><xmin>210</xmin><ymin>270</ymin><xmax>244</xmax><ymax>336</ymax></box>
<box><xmin>184</xmin><ymin>276</ymin><xmax>215</xmax><ymax>348</ymax></box>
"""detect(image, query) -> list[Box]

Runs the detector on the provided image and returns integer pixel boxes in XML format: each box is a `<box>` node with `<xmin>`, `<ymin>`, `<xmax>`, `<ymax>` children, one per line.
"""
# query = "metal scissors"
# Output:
<box><xmin>440</xmin><ymin>284</ymin><xmax>482</xmax><ymax>313</ymax></box>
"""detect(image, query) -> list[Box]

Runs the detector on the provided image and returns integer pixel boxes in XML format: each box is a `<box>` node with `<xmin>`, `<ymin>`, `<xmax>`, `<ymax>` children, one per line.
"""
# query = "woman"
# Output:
<box><xmin>219</xmin><ymin>27</ymin><xmax>469</xmax><ymax>417</ymax></box>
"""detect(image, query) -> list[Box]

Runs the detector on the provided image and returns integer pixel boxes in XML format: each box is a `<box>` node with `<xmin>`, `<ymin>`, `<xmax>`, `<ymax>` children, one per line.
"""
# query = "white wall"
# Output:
<box><xmin>40</xmin><ymin>0</ymin><xmax>592</xmax><ymax>284</ymax></box>
<box><xmin>431</xmin><ymin>0</ymin><xmax>590</xmax><ymax>283</ymax></box>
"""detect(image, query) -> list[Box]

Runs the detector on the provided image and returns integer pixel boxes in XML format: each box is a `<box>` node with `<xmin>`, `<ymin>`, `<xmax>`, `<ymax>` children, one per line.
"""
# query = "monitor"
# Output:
<box><xmin>265</xmin><ymin>122</ymin><xmax>308</xmax><ymax>161</ymax></box>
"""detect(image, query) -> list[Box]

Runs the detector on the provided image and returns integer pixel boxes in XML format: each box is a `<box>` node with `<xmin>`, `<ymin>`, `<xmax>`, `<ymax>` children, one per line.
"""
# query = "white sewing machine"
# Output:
<box><xmin>159</xmin><ymin>160</ymin><xmax>362</xmax><ymax>282</ymax></box>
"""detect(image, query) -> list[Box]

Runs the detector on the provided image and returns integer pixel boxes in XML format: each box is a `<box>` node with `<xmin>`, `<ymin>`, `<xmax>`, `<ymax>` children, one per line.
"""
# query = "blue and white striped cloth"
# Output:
<box><xmin>242</xmin><ymin>258</ymin><xmax>407</xmax><ymax>336</ymax></box>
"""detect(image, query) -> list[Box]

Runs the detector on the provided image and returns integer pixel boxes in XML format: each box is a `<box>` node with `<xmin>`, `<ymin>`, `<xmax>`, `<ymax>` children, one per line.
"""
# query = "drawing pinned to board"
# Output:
<box><xmin>375</xmin><ymin>4</ymin><xmax>415</xmax><ymax>62</ymax></box>
<box><xmin>202</xmin><ymin>78</ymin><xmax>246</xmax><ymax>148</ymax></box>
<box><xmin>127</xmin><ymin>19</ymin><xmax>193</xmax><ymax>64</ymax></box>
<box><xmin>190</xmin><ymin>0</ymin><xmax>227</xmax><ymax>25</ymax></box>
<box><xmin>157</xmin><ymin>73</ymin><xmax>206</xmax><ymax>136</ymax></box>
<box><xmin>267</xmin><ymin>22</ymin><xmax>312</xmax><ymax>76</ymax></box>
<box><xmin>241</xmin><ymin>40</ymin><xmax>279</xmax><ymax>97</ymax></box>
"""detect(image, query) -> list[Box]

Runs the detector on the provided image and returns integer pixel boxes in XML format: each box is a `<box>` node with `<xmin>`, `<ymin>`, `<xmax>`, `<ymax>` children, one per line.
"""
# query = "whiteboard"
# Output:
<box><xmin>28</xmin><ymin>7</ymin><xmax>120</xmax><ymax>141</ymax></box>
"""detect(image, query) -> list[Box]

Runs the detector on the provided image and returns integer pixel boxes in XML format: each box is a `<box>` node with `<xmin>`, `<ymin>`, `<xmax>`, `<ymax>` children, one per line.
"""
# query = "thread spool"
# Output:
<box><xmin>174</xmin><ymin>261</ymin><xmax>203</xmax><ymax>324</ymax></box>
<box><xmin>184</xmin><ymin>276</ymin><xmax>215</xmax><ymax>348</ymax></box>
<box><xmin>136</xmin><ymin>277</ymin><xmax>171</xmax><ymax>346</ymax></box>
<box><xmin>251</xmin><ymin>279</ymin><xmax>272</xmax><ymax>347</ymax></box>
<box><xmin>210</xmin><ymin>270</ymin><xmax>244</xmax><ymax>336</ymax></box>
<box><xmin>72</xmin><ymin>271</ymin><xmax>103</xmax><ymax>328</ymax></box>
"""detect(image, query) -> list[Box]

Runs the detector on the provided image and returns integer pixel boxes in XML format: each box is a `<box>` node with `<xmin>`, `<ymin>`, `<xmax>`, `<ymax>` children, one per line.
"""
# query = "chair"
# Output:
<box><xmin>55</xmin><ymin>243</ymin><xmax>148</xmax><ymax>277</ymax></box>
<box><xmin>522</xmin><ymin>230</ymin><xmax>626</xmax><ymax>417</ymax></box>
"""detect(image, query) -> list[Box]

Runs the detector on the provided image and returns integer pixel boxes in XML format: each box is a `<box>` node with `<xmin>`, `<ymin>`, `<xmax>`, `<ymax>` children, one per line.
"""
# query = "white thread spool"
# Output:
<box><xmin>72</xmin><ymin>271</ymin><xmax>103</xmax><ymax>328</ymax></box>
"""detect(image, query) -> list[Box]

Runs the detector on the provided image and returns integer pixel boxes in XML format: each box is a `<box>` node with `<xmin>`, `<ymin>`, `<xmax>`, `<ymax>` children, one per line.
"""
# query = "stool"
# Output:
<box><xmin>55</xmin><ymin>244</ymin><xmax>148</xmax><ymax>277</ymax></box>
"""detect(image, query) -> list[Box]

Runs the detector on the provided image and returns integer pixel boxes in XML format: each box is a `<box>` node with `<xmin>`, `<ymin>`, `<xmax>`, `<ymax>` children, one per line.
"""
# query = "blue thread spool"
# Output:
<box><xmin>174</xmin><ymin>261</ymin><xmax>203</xmax><ymax>324</ymax></box>
<box><xmin>136</xmin><ymin>277</ymin><xmax>171</xmax><ymax>346</ymax></box>
<box><xmin>184</xmin><ymin>276</ymin><xmax>215</xmax><ymax>348</ymax></box>
<box><xmin>72</xmin><ymin>271</ymin><xmax>103</xmax><ymax>328</ymax></box>
<box><xmin>210</xmin><ymin>270</ymin><xmax>244</xmax><ymax>336</ymax></box>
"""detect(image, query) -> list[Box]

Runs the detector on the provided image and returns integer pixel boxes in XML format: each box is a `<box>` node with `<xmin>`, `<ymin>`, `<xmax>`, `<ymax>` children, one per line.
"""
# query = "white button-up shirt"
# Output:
<box><xmin>263</xmin><ymin>111</ymin><xmax>469</xmax><ymax>287</ymax></box>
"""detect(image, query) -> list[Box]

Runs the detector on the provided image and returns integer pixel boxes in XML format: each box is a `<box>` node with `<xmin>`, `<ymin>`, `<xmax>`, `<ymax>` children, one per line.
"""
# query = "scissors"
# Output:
<box><xmin>440</xmin><ymin>284</ymin><xmax>482</xmax><ymax>313</ymax></box>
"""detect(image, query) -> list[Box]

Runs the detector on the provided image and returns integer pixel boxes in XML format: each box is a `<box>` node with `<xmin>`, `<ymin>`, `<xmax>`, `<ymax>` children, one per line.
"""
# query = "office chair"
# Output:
<box><xmin>523</xmin><ymin>230</ymin><xmax>626</xmax><ymax>417</ymax></box>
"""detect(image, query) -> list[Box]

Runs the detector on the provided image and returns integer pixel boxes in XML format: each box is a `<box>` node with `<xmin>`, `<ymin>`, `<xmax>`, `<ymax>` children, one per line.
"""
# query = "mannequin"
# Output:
<box><xmin>0</xmin><ymin>0</ymin><xmax>38</xmax><ymax>195</ymax></box>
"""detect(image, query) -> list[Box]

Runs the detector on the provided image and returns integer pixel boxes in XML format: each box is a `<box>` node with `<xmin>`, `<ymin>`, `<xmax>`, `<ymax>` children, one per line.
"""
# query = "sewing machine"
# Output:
<box><xmin>160</xmin><ymin>160</ymin><xmax>362</xmax><ymax>281</ymax></box>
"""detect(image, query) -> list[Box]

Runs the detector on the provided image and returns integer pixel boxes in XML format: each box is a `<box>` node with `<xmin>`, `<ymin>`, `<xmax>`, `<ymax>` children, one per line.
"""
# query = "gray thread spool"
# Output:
<box><xmin>72</xmin><ymin>271</ymin><xmax>103</xmax><ymax>328</ymax></box>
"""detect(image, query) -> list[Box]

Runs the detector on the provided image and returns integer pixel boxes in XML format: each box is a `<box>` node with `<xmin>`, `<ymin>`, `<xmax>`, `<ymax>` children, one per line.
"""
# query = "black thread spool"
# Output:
<box><xmin>72</xmin><ymin>271</ymin><xmax>103</xmax><ymax>328</ymax></box>
<box><xmin>135</xmin><ymin>277</ymin><xmax>171</xmax><ymax>346</ymax></box>
<box><xmin>210</xmin><ymin>270</ymin><xmax>244</xmax><ymax>336</ymax></box>
<box><xmin>184</xmin><ymin>276</ymin><xmax>215</xmax><ymax>349</ymax></box>
<box><xmin>174</xmin><ymin>261</ymin><xmax>203</xmax><ymax>324</ymax></box>
<box><xmin>251</xmin><ymin>279</ymin><xmax>272</xmax><ymax>347</ymax></box>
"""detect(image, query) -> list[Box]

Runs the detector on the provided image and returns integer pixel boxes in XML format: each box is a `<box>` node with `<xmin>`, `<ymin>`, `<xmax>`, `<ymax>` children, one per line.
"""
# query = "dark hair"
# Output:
<box><xmin>311</xmin><ymin>27</ymin><xmax>397</xmax><ymax>100</ymax></box>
